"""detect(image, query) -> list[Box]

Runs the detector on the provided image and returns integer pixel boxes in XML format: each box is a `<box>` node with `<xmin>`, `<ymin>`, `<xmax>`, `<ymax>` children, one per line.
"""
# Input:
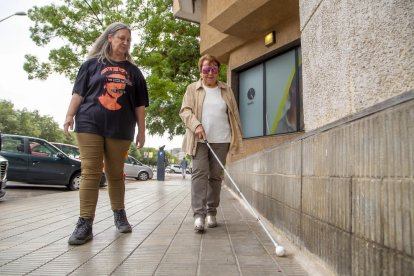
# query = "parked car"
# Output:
<box><xmin>0</xmin><ymin>155</ymin><xmax>8</xmax><ymax>198</ymax></box>
<box><xmin>166</xmin><ymin>164</ymin><xmax>191</xmax><ymax>174</ymax></box>
<box><xmin>0</xmin><ymin>134</ymin><xmax>106</xmax><ymax>191</ymax></box>
<box><xmin>51</xmin><ymin>142</ymin><xmax>80</xmax><ymax>159</ymax></box>
<box><xmin>166</xmin><ymin>164</ymin><xmax>182</xmax><ymax>174</ymax></box>
<box><xmin>124</xmin><ymin>155</ymin><xmax>153</xmax><ymax>181</ymax></box>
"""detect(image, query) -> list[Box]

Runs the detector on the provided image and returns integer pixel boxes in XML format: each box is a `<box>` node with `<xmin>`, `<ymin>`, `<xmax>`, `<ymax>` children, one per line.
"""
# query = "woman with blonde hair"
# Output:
<box><xmin>64</xmin><ymin>22</ymin><xmax>149</xmax><ymax>245</ymax></box>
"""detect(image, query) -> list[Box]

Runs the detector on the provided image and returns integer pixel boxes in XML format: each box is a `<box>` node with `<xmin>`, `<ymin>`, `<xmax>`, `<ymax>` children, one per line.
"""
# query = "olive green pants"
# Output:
<box><xmin>76</xmin><ymin>133</ymin><xmax>131</xmax><ymax>218</ymax></box>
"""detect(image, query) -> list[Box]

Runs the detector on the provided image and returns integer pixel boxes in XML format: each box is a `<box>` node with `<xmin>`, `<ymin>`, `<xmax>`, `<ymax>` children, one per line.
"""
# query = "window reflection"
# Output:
<box><xmin>238</xmin><ymin>46</ymin><xmax>303</xmax><ymax>138</ymax></box>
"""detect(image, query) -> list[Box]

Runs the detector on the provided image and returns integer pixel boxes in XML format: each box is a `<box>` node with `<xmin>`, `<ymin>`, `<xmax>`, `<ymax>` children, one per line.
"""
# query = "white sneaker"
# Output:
<box><xmin>194</xmin><ymin>217</ymin><xmax>205</xmax><ymax>231</ymax></box>
<box><xmin>206</xmin><ymin>215</ymin><xmax>217</xmax><ymax>228</ymax></box>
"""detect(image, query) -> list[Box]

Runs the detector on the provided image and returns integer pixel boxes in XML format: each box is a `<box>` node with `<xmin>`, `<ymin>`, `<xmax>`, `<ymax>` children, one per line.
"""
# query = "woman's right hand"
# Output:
<box><xmin>63</xmin><ymin>93</ymin><xmax>83</xmax><ymax>135</ymax></box>
<box><xmin>63</xmin><ymin>115</ymin><xmax>74</xmax><ymax>135</ymax></box>
<box><xmin>195</xmin><ymin>124</ymin><xmax>206</xmax><ymax>140</ymax></box>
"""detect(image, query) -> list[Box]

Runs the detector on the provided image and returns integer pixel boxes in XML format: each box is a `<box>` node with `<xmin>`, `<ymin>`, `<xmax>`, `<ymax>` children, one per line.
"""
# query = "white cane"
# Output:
<box><xmin>204</xmin><ymin>139</ymin><xmax>285</xmax><ymax>256</ymax></box>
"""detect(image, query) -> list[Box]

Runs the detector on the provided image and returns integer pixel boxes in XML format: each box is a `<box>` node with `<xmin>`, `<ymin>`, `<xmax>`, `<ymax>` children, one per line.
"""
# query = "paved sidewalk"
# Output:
<box><xmin>0</xmin><ymin>174</ymin><xmax>309</xmax><ymax>276</ymax></box>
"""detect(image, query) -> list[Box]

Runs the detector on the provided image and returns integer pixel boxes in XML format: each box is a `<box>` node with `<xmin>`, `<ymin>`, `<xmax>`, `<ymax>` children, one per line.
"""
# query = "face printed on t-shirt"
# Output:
<box><xmin>98</xmin><ymin>66</ymin><xmax>131</xmax><ymax>110</ymax></box>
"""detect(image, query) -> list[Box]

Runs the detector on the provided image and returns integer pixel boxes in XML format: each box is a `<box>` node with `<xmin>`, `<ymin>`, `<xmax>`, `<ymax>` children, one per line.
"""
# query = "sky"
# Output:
<box><xmin>0</xmin><ymin>0</ymin><xmax>184</xmax><ymax>150</ymax></box>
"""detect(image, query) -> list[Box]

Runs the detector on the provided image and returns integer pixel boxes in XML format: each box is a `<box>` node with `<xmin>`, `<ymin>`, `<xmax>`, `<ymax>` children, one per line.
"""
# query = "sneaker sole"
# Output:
<box><xmin>207</xmin><ymin>223</ymin><xmax>217</xmax><ymax>228</ymax></box>
<box><xmin>194</xmin><ymin>225</ymin><xmax>204</xmax><ymax>232</ymax></box>
<box><xmin>117</xmin><ymin>227</ymin><xmax>132</xmax><ymax>233</ymax></box>
<box><xmin>68</xmin><ymin>234</ymin><xmax>93</xmax><ymax>245</ymax></box>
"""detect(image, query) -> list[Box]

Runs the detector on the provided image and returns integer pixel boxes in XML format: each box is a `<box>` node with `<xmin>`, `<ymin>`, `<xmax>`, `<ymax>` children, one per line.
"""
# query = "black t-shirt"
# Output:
<box><xmin>72</xmin><ymin>58</ymin><xmax>149</xmax><ymax>140</ymax></box>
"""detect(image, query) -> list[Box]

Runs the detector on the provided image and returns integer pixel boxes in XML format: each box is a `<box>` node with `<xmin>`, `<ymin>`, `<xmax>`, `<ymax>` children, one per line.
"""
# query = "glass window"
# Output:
<box><xmin>265</xmin><ymin>49</ymin><xmax>297</xmax><ymax>134</ymax></box>
<box><xmin>1</xmin><ymin>136</ymin><xmax>24</xmax><ymax>153</ymax></box>
<box><xmin>29</xmin><ymin>139</ymin><xmax>58</xmax><ymax>157</ymax></box>
<box><xmin>298</xmin><ymin>47</ymin><xmax>304</xmax><ymax>131</ymax></box>
<box><xmin>59</xmin><ymin>145</ymin><xmax>80</xmax><ymax>158</ymax></box>
<box><xmin>239</xmin><ymin>64</ymin><xmax>264</xmax><ymax>138</ymax></box>
<box><xmin>238</xmin><ymin>46</ymin><xmax>303</xmax><ymax>138</ymax></box>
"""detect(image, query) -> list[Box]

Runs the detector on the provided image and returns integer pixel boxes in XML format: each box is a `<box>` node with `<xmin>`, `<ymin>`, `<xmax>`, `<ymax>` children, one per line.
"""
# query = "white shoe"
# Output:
<box><xmin>206</xmin><ymin>215</ymin><xmax>217</xmax><ymax>228</ymax></box>
<box><xmin>194</xmin><ymin>217</ymin><xmax>205</xmax><ymax>231</ymax></box>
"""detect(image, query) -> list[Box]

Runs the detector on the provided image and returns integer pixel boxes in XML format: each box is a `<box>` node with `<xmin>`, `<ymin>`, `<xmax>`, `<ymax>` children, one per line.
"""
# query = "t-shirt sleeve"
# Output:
<box><xmin>72</xmin><ymin>60</ymin><xmax>90</xmax><ymax>97</ymax></box>
<box><xmin>134</xmin><ymin>68</ymin><xmax>149</xmax><ymax>107</ymax></box>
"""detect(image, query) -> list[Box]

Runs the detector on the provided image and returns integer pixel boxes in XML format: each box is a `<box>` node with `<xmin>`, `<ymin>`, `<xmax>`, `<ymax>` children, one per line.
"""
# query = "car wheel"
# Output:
<box><xmin>68</xmin><ymin>172</ymin><xmax>81</xmax><ymax>191</ymax></box>
<box><xmin>136</xmin><ymin>172</ymin><xmax>149</xmax><ymax>181</ymax></box>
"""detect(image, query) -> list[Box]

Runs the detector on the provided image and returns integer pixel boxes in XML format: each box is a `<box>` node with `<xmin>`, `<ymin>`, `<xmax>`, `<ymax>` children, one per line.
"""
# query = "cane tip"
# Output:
<box><xmin>275</xmin><ymin>246</ymin><xmax>285</xmax><ymax>256</ymax></box>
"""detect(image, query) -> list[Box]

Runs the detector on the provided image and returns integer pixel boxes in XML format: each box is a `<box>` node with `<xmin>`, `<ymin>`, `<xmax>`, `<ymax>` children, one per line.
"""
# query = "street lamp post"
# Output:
<box><xmin>0</xmin><ymin>12</ymin><xmax>27</xmax><ymax>23</ymax></box>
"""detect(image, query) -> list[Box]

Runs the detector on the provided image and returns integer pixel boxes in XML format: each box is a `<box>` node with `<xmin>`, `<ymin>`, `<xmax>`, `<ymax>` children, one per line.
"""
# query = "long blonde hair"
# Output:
<box><xmin>88</xmin><ymin>22</ymin><xmax>133</xmax><ymax>63</ymax></box>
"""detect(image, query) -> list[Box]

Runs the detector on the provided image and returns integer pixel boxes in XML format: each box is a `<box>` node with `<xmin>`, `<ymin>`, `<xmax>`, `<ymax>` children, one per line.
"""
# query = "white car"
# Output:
<box><xmin>166</xmin><ymin>164</ymin><xmax>191</xmax><ymax>174</ymax></box>
<box><xmin>166</xmin><ymin>164</ymin><xmax>181</xmax><ymax>174</ymax></box>
<box><xmin>124</xmin><ymin>155</ymin><xmax>153</xmax><ymax>181</ymax></box>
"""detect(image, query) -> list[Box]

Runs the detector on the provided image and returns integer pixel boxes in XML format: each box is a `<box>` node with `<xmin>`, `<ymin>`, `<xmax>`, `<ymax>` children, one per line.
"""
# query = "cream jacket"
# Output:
<box><xmin>179</xmin><ymin>79</ymin><xmax>243</xmax><ymax>156</ymax></box>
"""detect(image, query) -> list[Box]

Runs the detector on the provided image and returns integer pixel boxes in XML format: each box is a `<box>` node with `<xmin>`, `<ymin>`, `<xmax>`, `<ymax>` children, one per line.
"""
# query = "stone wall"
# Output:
<box><xmin>300</xmin><ymin>0</ymin><xmax>414</xmax><ymax>131</ymax></box>
<box><xmin>225</xmin><ymin>93</ymin><xmax>414</xmax><ymax>275</ymax></box>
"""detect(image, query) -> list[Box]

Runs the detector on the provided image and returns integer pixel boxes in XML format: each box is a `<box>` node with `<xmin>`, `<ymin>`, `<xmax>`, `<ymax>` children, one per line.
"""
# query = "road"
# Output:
<box><xmin>1</xmin><ymin>181</ymin><xmax>69</xmax><ymax>202</ymax></box>
<box><xmin>0</xmin><ymin>178</ymin><xmax>148</xmax><ymax>202</ymax></box>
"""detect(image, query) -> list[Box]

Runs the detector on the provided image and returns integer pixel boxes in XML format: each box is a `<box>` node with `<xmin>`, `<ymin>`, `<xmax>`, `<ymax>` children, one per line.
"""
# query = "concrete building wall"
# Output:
<box><xmin>300</xmin><ymin>0</ymin><xmax>414</xmax><ymax>130</ymax></box>
<box><xmin>226</xmin><ymin>93</ymin><xmax>414</xmax><ymax>274</ymax></box>
<box><xmin>227</xmin><ymin>18</ymin><xmax>301</xmax><ymax>71</ymax></box>
<box><xmin>198</xmin><ymin>0</ymin><xmax>300</xmax><ymax>64</ymax></box>
<box><xmin>173</xmin><ymin>0</ymin><xmax>414</xmax><ymax>274</ymax></box>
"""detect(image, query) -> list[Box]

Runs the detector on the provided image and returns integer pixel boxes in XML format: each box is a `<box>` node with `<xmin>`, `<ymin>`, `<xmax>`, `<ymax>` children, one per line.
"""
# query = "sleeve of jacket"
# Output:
<box><xmin>228</xmin><ymin>86</ymin><xmax>243</xmax><ymax>134</ymax></box>
<box><xmin>179</xmin><ymin>84</ymin><xmax>201</xmax><ymax>133</ymax></box>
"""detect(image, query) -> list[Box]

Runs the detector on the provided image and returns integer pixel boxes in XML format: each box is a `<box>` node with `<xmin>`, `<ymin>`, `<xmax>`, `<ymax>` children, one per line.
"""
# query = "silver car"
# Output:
<box><xmin>124</xmin><ymin>155</ymin><xmax>153</xmax><ymax>181</ymax></box>
<box><xmin>0</xmin><ymin>155</ymin><xmax>8</xmax><ymax>198</ymax></box>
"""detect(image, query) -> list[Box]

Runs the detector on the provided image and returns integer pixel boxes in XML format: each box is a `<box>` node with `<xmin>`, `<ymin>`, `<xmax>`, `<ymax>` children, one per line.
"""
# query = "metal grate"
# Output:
<box><xmin>0</xmin><ymin>160</ymin><xmax>7</xmax><ymax>181</ymax></box>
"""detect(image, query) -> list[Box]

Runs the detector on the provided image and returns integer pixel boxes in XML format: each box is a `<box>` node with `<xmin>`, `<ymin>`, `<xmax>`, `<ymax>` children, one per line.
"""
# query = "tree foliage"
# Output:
<box><xmin>24</xmin><ymin>0</ymin><xmax>200</xmax><ymax>138</ymax></box>
<box><xmin>0</xmin><ymin>99</ymin><xmax>75</xmax><ymax>144</ymax></box>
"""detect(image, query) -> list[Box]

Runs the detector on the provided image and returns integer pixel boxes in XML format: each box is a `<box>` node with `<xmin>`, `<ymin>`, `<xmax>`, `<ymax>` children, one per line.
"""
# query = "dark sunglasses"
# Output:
<box><xmin>201</xmin><ymin>65</ymin><xmax>219</xmax><ymax>74</ymax></box>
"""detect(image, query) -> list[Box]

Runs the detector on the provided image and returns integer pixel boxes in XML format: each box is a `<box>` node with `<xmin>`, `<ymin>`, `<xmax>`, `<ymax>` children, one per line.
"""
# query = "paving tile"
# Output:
<box><xmin>0</xmin><ymin>175</ymin><xmax>308</xmax><ymax>275</ymax></box>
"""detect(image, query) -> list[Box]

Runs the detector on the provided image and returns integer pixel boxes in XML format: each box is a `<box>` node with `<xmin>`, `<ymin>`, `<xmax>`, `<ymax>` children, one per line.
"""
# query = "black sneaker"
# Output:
<box><xmin>68</xmin><ymin>217</ymin><xmax>93</xmax><ymax>245</ymax></box>
<box><xmin>113</xmin><ymin>209</ymin><xmax>132</xmax><ymax>233</ymax></box>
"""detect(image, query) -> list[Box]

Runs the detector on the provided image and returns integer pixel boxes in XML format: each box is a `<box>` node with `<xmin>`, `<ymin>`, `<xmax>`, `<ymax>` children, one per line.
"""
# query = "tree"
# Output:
<box><xmin>137</xmin><ymin>147</ymin><xmax>157</xmax><ymax>166</ymax></box>
<box><xmin>127</xmin><ymin>142</ymin><xmax>141</xmax><ymax>160</ymax></box>
<box><xmin>24</xmin><ymin>0</ymin><xmax>200</xmax><ymax>138</ymax></box>
<box><xmin>0</xmin><ymin>100</ymin><xmax>19</xmax><ymax>133</ymax></box>
<box><xmin>0</xmin><ymin>99</ymin><xmax>70</xmax><ymax>143</ymax></box>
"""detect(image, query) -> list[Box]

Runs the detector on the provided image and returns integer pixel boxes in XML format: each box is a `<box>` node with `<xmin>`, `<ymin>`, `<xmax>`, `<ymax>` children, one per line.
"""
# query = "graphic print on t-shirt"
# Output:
<box><xmin>98</xmin><ymin>66</ymin><xmax>131</xmax><ymax>110</ymax></box>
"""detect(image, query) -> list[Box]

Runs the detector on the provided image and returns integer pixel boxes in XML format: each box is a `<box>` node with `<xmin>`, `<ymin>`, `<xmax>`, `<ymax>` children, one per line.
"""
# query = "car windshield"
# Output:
<box><xmin>59</xmin><ymin>145</ymin><xmax>80</xmax><ymax>159</ymax></box>
<box><xmin>125</xmin><ymin>156</ymin><xmax>142</xmax><ymax>165</ymax></box>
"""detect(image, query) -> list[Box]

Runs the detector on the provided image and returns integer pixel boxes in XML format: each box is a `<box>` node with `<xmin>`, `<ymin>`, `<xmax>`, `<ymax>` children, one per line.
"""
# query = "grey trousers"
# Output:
<box><xmin>191</xmin><ymin>142</ymin><xmax>230</xmax><ymax>218</ymax></box>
